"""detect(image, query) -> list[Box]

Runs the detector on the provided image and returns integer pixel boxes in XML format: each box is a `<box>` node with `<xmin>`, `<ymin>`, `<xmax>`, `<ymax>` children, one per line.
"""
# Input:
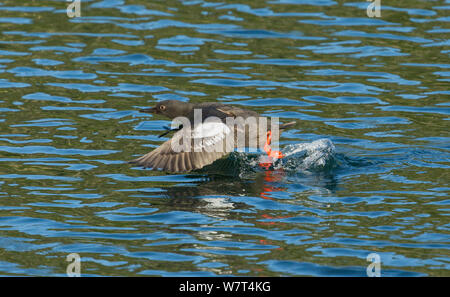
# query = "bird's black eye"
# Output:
<box><xmin>159</xmin><ymin>105</ymin><xmax>166</xmax><ymax>111</ymax></box>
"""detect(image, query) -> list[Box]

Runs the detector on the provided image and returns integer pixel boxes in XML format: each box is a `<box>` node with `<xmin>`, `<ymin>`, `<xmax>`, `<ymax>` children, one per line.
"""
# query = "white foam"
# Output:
<box><xmin>278</xmin><ymin>138</ymin><xmax>336</xmax><ymax>171</ymax></box>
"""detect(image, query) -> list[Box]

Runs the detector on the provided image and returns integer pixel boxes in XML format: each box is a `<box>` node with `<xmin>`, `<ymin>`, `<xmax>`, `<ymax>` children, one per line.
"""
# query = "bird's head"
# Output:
<box><xmin>140</xmin><ymin>100</ymin><xmax>193</xmax><ymax>119</ymax></box>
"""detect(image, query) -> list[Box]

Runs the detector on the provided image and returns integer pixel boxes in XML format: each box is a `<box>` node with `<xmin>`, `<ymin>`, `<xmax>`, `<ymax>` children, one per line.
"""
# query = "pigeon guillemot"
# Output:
<box><xmin>131</xmin><ymin>100</ymin><xmax>295</xmax><ymax>172</ymax></box>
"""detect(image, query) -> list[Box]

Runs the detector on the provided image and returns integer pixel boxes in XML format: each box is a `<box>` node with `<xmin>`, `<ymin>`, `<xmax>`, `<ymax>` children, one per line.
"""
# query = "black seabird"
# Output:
<box><xmin>131</xmin><ymin>100</ymin><xmax>295</xmax><ymax>172</ymax></box>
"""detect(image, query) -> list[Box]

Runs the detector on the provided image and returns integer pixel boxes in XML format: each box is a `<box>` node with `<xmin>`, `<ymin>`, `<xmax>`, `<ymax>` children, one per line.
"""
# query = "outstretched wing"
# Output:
<box><xmin>130</xmin><ymin>121</ymin><xmax>235</xmax><ymax>172</ymax></box>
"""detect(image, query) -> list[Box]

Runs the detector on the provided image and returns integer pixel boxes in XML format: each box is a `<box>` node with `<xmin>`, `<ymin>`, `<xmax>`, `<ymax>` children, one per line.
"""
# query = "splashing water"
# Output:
<box><xmin>277</xmin><ymin>139</ymin><xmax>337</xmax><ymax>172</ymax></box>
<box><xmin>201</xmin><ymin>138</ymin><xmax>337</xmax><ymax>177</ymax></box>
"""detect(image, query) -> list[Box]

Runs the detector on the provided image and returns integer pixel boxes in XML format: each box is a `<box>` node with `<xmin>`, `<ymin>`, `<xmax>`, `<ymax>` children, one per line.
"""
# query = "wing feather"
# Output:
<box><xmin>131</xmin><ymin>121</ymin><xmax>235</xmax><ymax>172</ymax></box>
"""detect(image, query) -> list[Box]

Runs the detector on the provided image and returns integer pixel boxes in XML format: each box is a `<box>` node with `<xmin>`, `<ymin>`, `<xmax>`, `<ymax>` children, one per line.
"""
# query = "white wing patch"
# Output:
<box><xmin>192</xmin><ymin>121</ymin><xmax>231</xmax><ymax>138</ymax></box>
<box><xmin>191</xmin><ymin>122</ymin><xmax>231</xmax><ymax>152</ymax></box>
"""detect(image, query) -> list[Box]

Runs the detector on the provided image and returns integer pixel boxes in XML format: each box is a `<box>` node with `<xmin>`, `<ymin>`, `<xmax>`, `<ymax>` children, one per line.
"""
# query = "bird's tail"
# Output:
<box><xmin>280</xmin><ymin>121</ymin><xmax>296</xmax><ymax>131</ymax></box>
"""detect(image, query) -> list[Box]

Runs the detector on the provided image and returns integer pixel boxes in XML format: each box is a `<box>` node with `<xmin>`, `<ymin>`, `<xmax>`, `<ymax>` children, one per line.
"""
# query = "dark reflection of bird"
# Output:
<box><xmin>131</xmin><ymin>100</ymin><xmax>295</xmax><ymax>172</ymax></box>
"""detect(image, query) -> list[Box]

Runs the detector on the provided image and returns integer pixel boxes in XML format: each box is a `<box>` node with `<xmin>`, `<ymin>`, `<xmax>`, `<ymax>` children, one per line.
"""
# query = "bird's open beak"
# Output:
<box><xmin>139</xmin><ymin>107</ymin><xmax>157</xmax><ymax>114</ymax></box>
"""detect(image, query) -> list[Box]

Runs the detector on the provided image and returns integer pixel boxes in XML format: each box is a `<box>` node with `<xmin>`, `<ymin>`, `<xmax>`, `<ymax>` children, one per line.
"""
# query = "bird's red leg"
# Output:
<box><xmin>259</xmin><ymin>131</ymin><xmax>284</xmax><ymax>168</ymax></box>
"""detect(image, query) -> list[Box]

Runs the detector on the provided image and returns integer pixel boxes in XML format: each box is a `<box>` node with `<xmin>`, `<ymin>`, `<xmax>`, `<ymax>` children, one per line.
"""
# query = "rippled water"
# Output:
<box><xmin>0</xmin><ymin>0</ymin><xmax>449</xmax><ymax>276</ymax></box>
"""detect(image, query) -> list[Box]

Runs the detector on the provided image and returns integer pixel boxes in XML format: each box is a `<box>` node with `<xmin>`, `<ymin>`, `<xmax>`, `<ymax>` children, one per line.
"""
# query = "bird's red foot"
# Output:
<box><xmin>259</xmin><ymin>131</ymin><xmax>284</xmax><ymax>168</ymax></box>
